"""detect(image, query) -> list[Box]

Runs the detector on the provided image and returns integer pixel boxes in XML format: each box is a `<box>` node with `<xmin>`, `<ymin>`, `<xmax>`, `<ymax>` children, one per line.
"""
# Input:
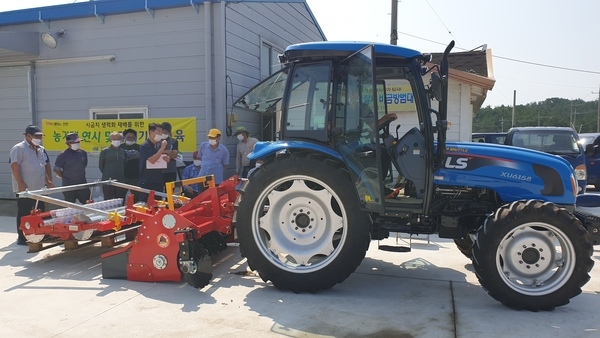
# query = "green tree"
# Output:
<box><xmin>473</xmin><ymin>98</ymin><xmax>599</xmax><ymax>133</ymax></box>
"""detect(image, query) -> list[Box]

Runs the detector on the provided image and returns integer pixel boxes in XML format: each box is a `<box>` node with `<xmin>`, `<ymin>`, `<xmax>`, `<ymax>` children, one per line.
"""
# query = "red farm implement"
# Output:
<box><xmin>18</xmin><ymin>175</ymin><xmax>240</xmax><ymax>288</ymax></box>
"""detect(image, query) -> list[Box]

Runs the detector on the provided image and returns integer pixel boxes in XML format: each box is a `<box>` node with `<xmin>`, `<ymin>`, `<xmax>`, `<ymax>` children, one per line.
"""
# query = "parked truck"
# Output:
<box><xmin>232</xmin><ymin>41</ymin><xmax>594</xmax><ymax>311</ymax></box>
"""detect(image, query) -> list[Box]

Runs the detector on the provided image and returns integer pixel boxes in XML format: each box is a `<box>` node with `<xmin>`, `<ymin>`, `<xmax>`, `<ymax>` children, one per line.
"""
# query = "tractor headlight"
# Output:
<box><xmin>574</xmin><ymin>164</ymin><xmax>587</xmax><ymax>181</ymax></box>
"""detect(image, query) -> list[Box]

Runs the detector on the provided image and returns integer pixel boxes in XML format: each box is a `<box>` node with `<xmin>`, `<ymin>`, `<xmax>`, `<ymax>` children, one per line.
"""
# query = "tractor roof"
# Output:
<box><xmin>284</xmin><ymin>41</ymin><xmax>423</xmax><ymax>63</ymax></box>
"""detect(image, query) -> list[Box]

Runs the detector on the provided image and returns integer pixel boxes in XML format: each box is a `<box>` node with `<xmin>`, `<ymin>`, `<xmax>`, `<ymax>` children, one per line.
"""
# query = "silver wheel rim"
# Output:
<box><xmin>496</xmin><ymin>222</ymin><xmax>576</xmax><ymax>295</ymax></box>
<box><xmin>24</xmin><ymin>234</ymin><xmax>44</xmax><ymax>243</ymax></box>
<box><xmin>73</xmin><ymin>229</ymin><xmax>95</xmax><ymax>241</ymax></box>
<box><xmin>251</xmin><ymin>175</ymin><xmax>347</xmax><ymax>273</ymax></box>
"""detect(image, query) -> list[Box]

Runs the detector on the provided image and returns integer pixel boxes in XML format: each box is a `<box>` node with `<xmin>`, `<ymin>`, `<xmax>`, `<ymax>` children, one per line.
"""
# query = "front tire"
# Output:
<box><xmin>472</xmin><ymin>200</ymin><xmax>594</xmax><ymax>311</ymax></box>
<box><xmin>234</xmin><ymin>153</ymin><xmax>371</xmax><ymax>292</ymax></box>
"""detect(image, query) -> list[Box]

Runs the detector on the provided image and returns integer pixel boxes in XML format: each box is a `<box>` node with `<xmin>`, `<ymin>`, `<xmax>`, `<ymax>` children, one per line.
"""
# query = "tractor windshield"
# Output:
<box><xmin>234</xmin><ymin>69</ymin><xmax>288</xmax><ymax>114</ymax></box>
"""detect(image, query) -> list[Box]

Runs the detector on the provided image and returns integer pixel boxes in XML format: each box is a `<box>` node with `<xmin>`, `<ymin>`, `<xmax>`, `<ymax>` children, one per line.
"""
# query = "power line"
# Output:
<box><xmin>424</xmin><ymin>0</ymin><xmax>462</xmax><ymax>48</ymax></box>
<box><xmin>494</xmin><ymin>55</ymin><xmax>600</xmax><ymax>75</ymax></box>
<box><xmin>397</xmin><ymin>31</ymin><xmax>600</xmax><ymax>75</ymax></box>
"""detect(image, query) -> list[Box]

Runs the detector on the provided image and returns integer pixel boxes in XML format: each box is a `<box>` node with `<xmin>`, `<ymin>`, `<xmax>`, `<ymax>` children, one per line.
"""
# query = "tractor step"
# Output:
<box><xmin>378</xmin><ymin>245</ymin><xmax>411</xmax><ymax>252</ymax></box>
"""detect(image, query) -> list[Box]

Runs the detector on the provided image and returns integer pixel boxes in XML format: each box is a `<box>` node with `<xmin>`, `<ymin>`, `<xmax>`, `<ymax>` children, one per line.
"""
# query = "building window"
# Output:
<box><xmin>90</xmin><ymin>106</ymin><xmax>148</xmax><ymax>120</ymax></box>
<box><xmin>261</xmin><ymin>40</ymin><xmax>283</xmax><ymax>79</ymax></box>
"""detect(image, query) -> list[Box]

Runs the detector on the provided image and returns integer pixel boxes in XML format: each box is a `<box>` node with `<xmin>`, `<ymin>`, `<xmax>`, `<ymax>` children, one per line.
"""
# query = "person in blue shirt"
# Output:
<box><xmin>181</xmin><ymin>150</ymin><xmax>202</xmax><ymax>198</ymax></box>
<box><xmin>197</xmin><ymin>128</ymin><xmax>229</xmax><ymax>185</ymax></box>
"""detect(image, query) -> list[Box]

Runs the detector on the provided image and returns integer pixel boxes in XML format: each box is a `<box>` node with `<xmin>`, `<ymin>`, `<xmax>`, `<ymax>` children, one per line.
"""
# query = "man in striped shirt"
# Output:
<box><xmin>10</xmin><ymin>125</ymin><xmax>54</xmax><ymax>246</ymax></box>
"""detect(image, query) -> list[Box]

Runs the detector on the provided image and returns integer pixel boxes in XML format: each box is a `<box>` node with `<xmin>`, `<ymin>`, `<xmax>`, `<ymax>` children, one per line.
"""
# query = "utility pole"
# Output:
<box><xmin>570</xmin><ymin>102</ymin><xmax>573</xmax><ymax>128</ymax></box>
<box><xmin>511</xmin><ymin>90</ymin><xmax>516</xmax><ymax>127</ymax></box>
<box><xmin>390</xmin><ymin>0</ymin><xmax>398</xmax><ymax>45</ymax></box>
<box><xmin>594</xmin><ymin>86</ymin><xmax>600</xmax><ymax>132</ymax></box>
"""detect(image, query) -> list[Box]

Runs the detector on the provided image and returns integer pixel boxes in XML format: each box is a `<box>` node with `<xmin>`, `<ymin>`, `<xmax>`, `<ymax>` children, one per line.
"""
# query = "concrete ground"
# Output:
<box><xmin>0</xmin><ymin>199</ymin><xmax>599</xmax><ymax>337</ymax></box>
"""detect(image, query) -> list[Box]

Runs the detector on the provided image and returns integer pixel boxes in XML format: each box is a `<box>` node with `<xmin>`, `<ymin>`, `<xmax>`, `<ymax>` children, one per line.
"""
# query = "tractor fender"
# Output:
<box><xmin>248</xmin><ymin>141</ymin><xmax>343</xmax><ymax>162</ymax></box>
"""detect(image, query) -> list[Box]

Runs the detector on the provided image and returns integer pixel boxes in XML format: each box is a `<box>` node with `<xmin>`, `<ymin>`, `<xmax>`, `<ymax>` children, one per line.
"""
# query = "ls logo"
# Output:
<box><xmin>445</xmin><ymin>157</ymin><xmax>469</xmax><ymax>169</ymax></box>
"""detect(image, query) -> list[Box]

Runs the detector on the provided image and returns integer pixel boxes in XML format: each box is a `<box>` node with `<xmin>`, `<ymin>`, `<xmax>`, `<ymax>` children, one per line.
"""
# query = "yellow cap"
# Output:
<box><xmin>207</xmin><ymin>128</ymin><xmax>221</xmax><ymax>138</ymax></box>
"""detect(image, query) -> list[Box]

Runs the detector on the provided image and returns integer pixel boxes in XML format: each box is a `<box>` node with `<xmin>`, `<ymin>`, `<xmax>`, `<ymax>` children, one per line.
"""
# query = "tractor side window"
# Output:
<box><xmin>284</xmin><ymin>62</ymin><xmax>331</xmax><ymax>142</ymax></box>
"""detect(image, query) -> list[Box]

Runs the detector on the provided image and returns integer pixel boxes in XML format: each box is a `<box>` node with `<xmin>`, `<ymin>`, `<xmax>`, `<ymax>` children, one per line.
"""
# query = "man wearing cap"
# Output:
<box><xmin>54</xmin><ymin>133</ymin><xmax>90</xmax><ymax>204</ymax></box>
<box><xmin>180</xmin><ymin>151</ymin><xmax>202</xmax><ymax>198</ymax></box>
<box><xmin>197</xmin><ymin>128</ymin><xmax>229</xmax><ymax>184</ymax></box>
<box><xmin>10</xmin><ymin>125</ymin><xmax>54</xmax><ymax>245</ymax></box>
<box><xmin>160</xmin><ymin>122</ymin><xmax>179</xmax><ymax>183</ymax></box>
<box><xmin>234</xmin><ymin>126</ymin><xmax>259</xmax><ymax>178</ymax></box>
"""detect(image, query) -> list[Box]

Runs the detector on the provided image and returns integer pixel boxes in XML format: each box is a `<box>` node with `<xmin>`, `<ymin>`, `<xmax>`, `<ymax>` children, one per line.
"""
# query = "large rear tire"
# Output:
<box><xmin>472</xmin><ymin>200</ymin><xmax>594</xmax><ymax>311</ymax></box>
<box><xmin>234</xmin><ymin>153</ymin><xmax>371</xmax><ymax>292</ymax></box>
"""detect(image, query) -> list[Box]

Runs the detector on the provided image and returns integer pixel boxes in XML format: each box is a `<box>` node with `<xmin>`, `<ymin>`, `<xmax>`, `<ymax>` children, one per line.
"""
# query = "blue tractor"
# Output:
<box><xmin>232</xmin><ymin>41</ymin><xmax>594</xmax><ymax>311</ymax></box>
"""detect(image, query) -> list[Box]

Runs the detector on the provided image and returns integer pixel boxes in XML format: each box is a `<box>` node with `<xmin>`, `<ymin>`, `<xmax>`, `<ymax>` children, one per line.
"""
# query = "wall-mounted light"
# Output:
<box><xmin>40</xmin><ymin>29</ymin><xmax>65</xmax><ymax>49</ymax></box>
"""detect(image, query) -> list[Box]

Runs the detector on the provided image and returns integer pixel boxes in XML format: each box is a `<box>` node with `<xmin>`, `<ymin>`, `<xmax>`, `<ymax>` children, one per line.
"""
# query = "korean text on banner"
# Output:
<box><xmin>42</xmin><ymin>118</ymin><xmax>197</xmax><ymax>152</ymax></box>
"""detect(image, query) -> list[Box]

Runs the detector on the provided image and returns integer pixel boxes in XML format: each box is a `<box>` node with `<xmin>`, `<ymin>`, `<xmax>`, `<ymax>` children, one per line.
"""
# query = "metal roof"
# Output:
<box><xmin>0</xmin><ymin>0</ymin><xmax>309</xmax><ymax>28</ymax></box>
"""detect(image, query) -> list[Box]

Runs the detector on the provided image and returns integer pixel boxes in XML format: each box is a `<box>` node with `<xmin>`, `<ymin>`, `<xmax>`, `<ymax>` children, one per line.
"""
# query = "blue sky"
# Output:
<box><xmin>3</xmin><ymin>0</ymin><xmax>600</xmax><ymax>108</ymax></box>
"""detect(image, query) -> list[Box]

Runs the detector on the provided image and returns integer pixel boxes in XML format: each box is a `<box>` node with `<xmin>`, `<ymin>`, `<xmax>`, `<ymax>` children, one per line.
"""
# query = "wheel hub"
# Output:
<box><xmin>287</xmin><ymin>207</ymin><xmax>318</xmax><ymax>239</ymax></box>
<box><xmin>295</xmin><ymin>212</ymin><xmax>311</xmax><ymax>229</ymax></box>
<box><xmin>521</xmin><ymin>247</ymin><xmax>540</xmax><ymax>264</ymax></box>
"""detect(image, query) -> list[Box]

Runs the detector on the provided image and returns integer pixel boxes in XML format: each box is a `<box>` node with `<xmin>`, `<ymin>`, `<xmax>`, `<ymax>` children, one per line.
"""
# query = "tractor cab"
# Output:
<box><xmin>234</xmin><ymin>41</ymin><xmax>453</xmax><ymax>217</ymax></box>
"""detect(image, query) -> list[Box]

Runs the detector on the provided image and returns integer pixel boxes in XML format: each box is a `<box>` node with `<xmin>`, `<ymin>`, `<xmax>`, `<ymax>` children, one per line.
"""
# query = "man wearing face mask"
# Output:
<box><xmin>160</xmin><ymin>122</ymin><xmax>179</xmax><ymax>184</ymax></box>
<box><xmin>10</xmin><ymin>125</ymin><xmax>54</xmax><ymax>245</ymax></box>
<box><xmin>138</xmin><ymin>123</ymin><xmax>170</xmax><ymax>201</ymax></box>
<box><xmin>54</xmin><ymin>133</ymin><xmax>90</xmax><ymax>204</ymax></box>
<box><xmin>233</xmin><ymin>126</ymin><xmax>258</xmax><ymax>178</ymax></box>
<box><xmin>181</xmin><ymin>150</ymin><xmax>202</xmax><ymax>198</ymax></box>
<box><xmin>197</xmin><ymin>128</ymin><xmax>229</xmax><ymax>185</ymax></box>
<box><xmin>120</xmin><ymin>129</ymin><xmax>141</xmax><ymax>187</ymax></box>
<box><xmin>99</xmin><ymin>131</ymin><xmax>127</xmax><ymax>202</ymax></box>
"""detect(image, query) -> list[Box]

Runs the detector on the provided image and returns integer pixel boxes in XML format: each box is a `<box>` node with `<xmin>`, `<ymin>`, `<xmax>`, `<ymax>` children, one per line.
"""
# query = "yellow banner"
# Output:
<box><xmin>362</xmin><ymin>79</ymin><xmax>417</xmax><ymax>116</ymax></box>
<box><xmin>41</xmin><ymin>118</ymin><xmax>197</xmax><ymax>152</ymax></box>
<box><xmin>378</xmin><ymin>80</ymin><xmax>416</xmax><ymax>113</ymax></box>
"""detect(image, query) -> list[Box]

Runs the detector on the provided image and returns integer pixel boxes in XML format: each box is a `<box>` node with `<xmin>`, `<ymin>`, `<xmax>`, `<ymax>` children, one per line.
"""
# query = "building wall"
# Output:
<box><xmin>1</xmin><ymin>6</ymin><xmax>209</xmax><ymax>199</ymax></box>
<box><xmin>221</xmin><ymin>2</ymin><xmax>325</xmax><ymax>145</ymax></box>
<box><xmin>0</xmin><ymin>2</ymin><xmax>325</xmax><ymax>199</ymax></box>
<box><xmin>0</xmin><ymin>66</ymin><xmax>33</xmax><ymax>197</ymax></box>
<box><xmin>446</xmin><ymin>80</ymin><xmax>473</xmax><ymax>142</ymax></box>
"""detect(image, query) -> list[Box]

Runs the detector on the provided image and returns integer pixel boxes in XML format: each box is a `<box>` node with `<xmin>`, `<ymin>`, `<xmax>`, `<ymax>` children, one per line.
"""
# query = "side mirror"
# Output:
<box><xmin>585</xmin><ymin>144</ymin><xmax>596</xmax><ymax>156</ymax></box>
<box><xmin>429</xmin><ymin>73</ymin><xmax>442</xmax><ymax>102</ymax></box>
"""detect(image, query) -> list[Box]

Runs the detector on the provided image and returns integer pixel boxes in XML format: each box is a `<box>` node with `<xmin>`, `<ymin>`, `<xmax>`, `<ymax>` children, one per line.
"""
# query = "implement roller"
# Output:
<box><xmin>18</xmin><ymin>175</ymin><xmax>239</xmax><ymax>289</ymax></box>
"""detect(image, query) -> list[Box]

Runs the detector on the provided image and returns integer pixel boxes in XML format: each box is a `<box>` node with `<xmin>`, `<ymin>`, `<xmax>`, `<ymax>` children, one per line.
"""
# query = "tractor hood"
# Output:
<box><xmin>436</xmin><ymin>141</ymin><xmax>577</xmax><ymax>205</ymax></box>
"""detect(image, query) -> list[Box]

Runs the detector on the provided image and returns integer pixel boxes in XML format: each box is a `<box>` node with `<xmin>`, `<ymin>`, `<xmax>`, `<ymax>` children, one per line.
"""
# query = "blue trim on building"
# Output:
<box><xmin>0</xmin><ymin>0</ymin><xmax>311</xmax><ymax>27</ymax></box>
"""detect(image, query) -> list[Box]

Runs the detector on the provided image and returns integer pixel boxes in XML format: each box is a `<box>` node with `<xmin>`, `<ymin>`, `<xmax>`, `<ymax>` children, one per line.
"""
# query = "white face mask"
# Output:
<box><xmin>154</xmin><ymin>134</ymin><xmax>162</xmax><ymax>142</ymax></box>
<box><xmin>236</xmin><ymin>134</ymin><xmax>244</xmax><ymax>141</ymax></box>
<box><xmin>70</xmin><ymin>143</ymin><xmax>80</xmax><ymax>151</ymax></box>
<box><xmin>193</xmin><ymin>160</ymin><xmax>202</xmax><ymax>166</ymax></box>
<box><xmin>111</xmin><ymin>140</ymin><xmax>121</xmax><ymax>147</ymax></box>
<box><xmin>31</xmin><ymin>138</ymin><xmax>42</xmax><ymax>146</ymax></box>
<box><xmin>161</xmin><ymin>134</ymin><xmax>168</xmax><ymax>140</ymax></box>
<box><xmin>255</xmin><ymin>162</ymin><xmax>262</xmax><ymax>168</ymax></box>
<box><xmin>125</xmin><ymin>140</ymin><xmax>135</xmax><ymax>146</ymax></box>
<box><xmin>208</xmin><ymin>139</ymin><xmax>217</xmax><ymax>146</ymax></box>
